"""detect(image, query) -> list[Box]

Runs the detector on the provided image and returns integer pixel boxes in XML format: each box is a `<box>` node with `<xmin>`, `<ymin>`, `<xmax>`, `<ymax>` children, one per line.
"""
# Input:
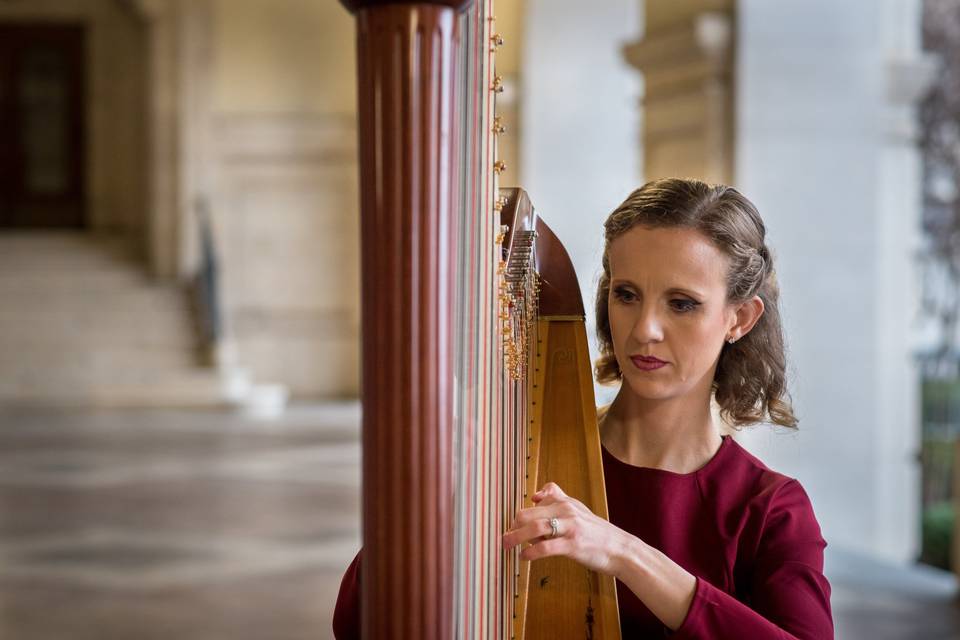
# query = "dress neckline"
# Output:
<box><xmin>601</xmin><ymin>434</ymin><xmax>732</xmax><ymax>479</ymax></box>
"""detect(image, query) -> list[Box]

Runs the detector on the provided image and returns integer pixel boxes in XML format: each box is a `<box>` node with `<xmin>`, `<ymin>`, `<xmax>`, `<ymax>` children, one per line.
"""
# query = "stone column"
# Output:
<box><xmin>733</xmin><ymin>0</ymin><xmax>934</xmax><ymax>565</ymax></box>
<box><xmin>623</xmin><ymin>0</ymin><xmax>735</xmax><ymax>183</ymax></box>
<box><xmin>874</xmin><ymin>0</ymin><xmax>936</xmax><ymax>563</ymax></box>
<box><xmin>127</xmin><ymin>0</ymin><xmax>212</xmax><ymax>281</ymax></box>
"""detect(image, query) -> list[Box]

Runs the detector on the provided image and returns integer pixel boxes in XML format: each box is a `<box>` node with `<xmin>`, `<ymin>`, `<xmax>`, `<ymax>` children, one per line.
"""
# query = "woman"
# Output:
<box><xmin>334</xmin><ymin>178</ymin><xmax>834</xmax><ymax>639</ymax></box>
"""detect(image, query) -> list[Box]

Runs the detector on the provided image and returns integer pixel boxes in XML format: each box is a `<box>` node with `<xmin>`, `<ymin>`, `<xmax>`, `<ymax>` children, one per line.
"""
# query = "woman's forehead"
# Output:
<box><xmin>608</xmin><ymin>226</ymin><xmax>728</xmax><ymax>288</ymax></box>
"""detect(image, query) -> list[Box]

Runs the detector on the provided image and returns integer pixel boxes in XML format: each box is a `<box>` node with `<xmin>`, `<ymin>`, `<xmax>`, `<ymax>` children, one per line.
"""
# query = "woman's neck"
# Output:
<box><xmin>600</xmin><ymin>387</ymin><xmax>723</xmax><ymax>474</ymax></box>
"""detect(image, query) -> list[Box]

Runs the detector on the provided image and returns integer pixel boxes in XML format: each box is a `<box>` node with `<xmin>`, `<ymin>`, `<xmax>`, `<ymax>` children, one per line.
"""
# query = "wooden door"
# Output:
<box><xmin>0</xmin><ymin>23</ymin><xmax>86</xmax><ymax>228</ymax></box>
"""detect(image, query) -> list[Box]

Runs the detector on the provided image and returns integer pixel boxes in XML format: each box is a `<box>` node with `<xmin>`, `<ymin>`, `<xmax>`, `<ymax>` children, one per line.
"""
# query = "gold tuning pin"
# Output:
<box><xmin>492</xmin><ymin>76</ymin><xmax>504</xmax><ymax>93</ymax></box>
<box><xmin>490</xmin><ymin>33</ymin><xmax>504</xmax><ymax>48</ymax></box>
<box><xmin>493</xmin><ymin>116</ymin><xmax>506</xmax><ymax>135</ymax></box>
<box><xmin>495</xmin><ymin>195</ymin><xmax>508</xmax><ymax>210</ymax></box>
<box><xmin>495</xmin><ymin>224</ymin><xmax>509</xmax><ymax>244</ymax></box>
<box><xmin>493</xmin><ymin>160</ymin><xmax>506</xmax><ymax>174</ymax></box>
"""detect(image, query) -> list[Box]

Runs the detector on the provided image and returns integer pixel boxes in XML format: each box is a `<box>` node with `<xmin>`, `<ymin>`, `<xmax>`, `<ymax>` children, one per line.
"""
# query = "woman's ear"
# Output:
<box><xmin>731</xmin><ymin>295</ymin><xmax>765</xmax><ymax>339</ymax></box>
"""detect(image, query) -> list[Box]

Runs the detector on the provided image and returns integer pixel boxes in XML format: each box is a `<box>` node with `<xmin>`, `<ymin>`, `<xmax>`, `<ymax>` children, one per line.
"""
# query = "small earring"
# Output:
<box><xmin>727</xmin><ymin>336</ymin><xmax>737</xmax><ymax>344</ymax></box>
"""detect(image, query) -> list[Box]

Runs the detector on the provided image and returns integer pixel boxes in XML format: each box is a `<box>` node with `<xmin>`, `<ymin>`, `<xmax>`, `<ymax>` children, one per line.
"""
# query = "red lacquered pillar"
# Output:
<box><xmin>338</xmin><ymin>1</ymin><xmax>472</xmax><ymax>638</ymax></box>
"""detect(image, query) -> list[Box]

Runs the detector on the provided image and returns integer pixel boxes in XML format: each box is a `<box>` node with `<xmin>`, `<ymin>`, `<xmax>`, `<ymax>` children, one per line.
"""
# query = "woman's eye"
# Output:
<box><xmin>671</xmin><ymin>299</ymin><xmax>698</xmax><ymax>312</ymax></box>
<box><xmin>613</xmin><ymin>288</ymin><xmax>636</xmax><ymax>302</ymax></box>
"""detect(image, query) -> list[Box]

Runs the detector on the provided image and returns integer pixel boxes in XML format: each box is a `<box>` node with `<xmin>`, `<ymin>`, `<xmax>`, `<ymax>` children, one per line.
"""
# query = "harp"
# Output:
<box><xmin>338</xmin><ymin>1</ymin><xmax>621</xmax><ymax>638</ymax></box>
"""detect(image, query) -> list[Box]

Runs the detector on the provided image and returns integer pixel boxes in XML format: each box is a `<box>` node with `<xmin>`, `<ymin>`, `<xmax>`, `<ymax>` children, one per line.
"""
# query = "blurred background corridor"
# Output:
<box><xmin>2</xmin><ymin>0</ymin><xmax>960</xmax><ymax>638</ymax></box>
<box><xmin>0</xmin><ymin>404</ymin><xmax>361</xmax><ymax>639</ymax></box>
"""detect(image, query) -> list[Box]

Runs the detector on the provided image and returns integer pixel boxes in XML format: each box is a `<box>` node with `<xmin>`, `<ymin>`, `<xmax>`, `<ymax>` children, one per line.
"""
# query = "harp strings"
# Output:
<box><xmin>452</xmin><ymin>0</ymin><xmax>501</xmax><ymax>638</ymax></box>
<box><xmin>452</xmin><ymin>1</ymin><xmax>540</xmax><ymax>638</ymax></box>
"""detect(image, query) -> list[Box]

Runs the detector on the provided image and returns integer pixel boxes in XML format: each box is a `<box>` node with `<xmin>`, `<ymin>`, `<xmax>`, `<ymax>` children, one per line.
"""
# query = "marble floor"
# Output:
<box><xmin>0</xmin><ymin>403</ymin><xmax>957</xmax><ymax>639</ymax></box>
<box><xmin>0</xmin><ymin>403</ymin><xmax>362</xmax><ymax>640</ymax></box>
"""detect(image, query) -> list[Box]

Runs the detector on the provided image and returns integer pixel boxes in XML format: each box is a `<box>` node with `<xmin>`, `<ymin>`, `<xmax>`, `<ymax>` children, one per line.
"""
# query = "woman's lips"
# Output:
<box><xmin>630</xmin><ymin>356</ymin><xmax>667</xmax><ymax>371</ymax></box>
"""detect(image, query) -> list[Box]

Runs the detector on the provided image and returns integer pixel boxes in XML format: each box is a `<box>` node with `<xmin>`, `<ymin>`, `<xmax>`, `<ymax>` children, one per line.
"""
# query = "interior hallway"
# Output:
<box><xmin>0</xmin><ymin>404</ymin><xmax>956</xmax><ymax>639</ymax></box>
<box><xmin>0</xmin><ymin>404</ymin><xmax>360</xmax><ymax>640</ymax></box>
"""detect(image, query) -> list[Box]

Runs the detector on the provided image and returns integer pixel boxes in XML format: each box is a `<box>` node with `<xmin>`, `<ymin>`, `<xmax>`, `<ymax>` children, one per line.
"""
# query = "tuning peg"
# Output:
<box><xmin>494</xmin><ymin>160</ymin><xmax>506</xmax><ymax>174</ymax></box>
<box><xmin>491</xmin><ymin>33</ymin><xmax>504</xmax><ymax>48</ymax></box>
<box><xmin>492</xmin><ymin>76</ymin><xmax>504</xmax><ymax>93</ymax></box>
<box><xmin>493</xmin><ymin>116</ymin><xmax>506</xmax><ymax>135</ymax></box>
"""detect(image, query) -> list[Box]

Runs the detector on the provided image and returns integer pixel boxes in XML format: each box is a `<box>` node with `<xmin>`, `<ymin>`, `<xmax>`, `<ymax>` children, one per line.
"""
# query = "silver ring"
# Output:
<box><xmin>548</xmin><ymin>517</ymin><xmax>560</xmax><ymax>539</ymax></box>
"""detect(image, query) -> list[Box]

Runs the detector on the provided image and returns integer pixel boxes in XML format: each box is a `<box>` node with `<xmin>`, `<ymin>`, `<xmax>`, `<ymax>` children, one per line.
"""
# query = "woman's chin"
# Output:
<box><xmin>622</xmin><ymin>376</ymin><xmax>674</xmax><ymax>401</ymax></box>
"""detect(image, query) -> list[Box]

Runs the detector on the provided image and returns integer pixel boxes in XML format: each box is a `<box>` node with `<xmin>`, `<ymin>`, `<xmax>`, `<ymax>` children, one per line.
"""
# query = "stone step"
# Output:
<box><xmin>0</xmin><ymin>252</ymin><xmax>142</xmax><ymax>272</ymax></box>
<box><xmin>0</xmin><ymin>232</ymin><xmax>226</xmax><ymax>408</ymax></box>
<box><xmin>0</xmin><ymin>270</ymin><xmax>160</xmax><ymax>294</ymax></box>
<box><xmin>0</xmin><ymin>246</ymin><xmax>141</xmax><ymax>265</ymax></box>
<box><xmin>0</xmin><ymin>370</ymin><xmax>228</xmax><ymax>408</ymax></box>
<box><xmin>0</xmin><ymin>231</ymin><xmax>135</xmax><ymax>250</ymax></box>
<box><xmin>0</xmin><ymin>290</ymin><xmax>194</xmax><ymax>314</ymax></box>
<box><xmin>0</xmin><ymin>333</ymin><xmax>197</xmax><ymax>353</ymax></box>
<box><xmin>3</xmin><ymin>364</ymin><xmax>212</xmax><ymax>387</ymax></box>
<box><xmin>0</xmin><ymin>268</ymin><xmax>145</xmax><ymax>284</ymax></box>
<box><xmin>0</xmin><ymin>235</ymin><xmax>140</xmax><ymax>267</ymax></box>
<box><xmin>0</xmin><ymin>346</ymin><xmax>199</xmax><ymax>374</ymax></box>
<box><xmin>0</xmin><ymin>309</ymin><xmax>197</xmax><ymax>344</ymax></box>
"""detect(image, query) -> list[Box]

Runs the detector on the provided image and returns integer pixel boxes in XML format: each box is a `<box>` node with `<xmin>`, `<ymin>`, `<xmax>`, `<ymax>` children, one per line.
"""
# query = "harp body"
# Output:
<box><xmin>339</xmin><ymin>1</ymin><xmax>621</xmax><ymax>637</ymax></box>
<box><xmin>503</xmin><ymin>189</ymin><xmax>621</xmax><ymax>640</ymax></box>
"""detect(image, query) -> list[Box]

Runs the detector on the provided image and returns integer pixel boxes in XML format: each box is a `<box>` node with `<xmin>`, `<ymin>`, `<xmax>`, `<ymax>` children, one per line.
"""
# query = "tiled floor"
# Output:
<box><xmin>0</xmin><ymin>404</ymin><xmax>362</xmax><ymax>640</ymax></box>
<box><xmin>0</xmin><ymin>404</ymin><xmax>957</xmax><ymax>639</ymax></box>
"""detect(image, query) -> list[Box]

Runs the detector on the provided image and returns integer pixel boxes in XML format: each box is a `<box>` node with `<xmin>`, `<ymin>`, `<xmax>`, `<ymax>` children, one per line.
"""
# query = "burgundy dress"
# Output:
<box><xmin>333</xmin><ymin>435</ymin><xmax>834</xmax><ymax>639</ymax></box>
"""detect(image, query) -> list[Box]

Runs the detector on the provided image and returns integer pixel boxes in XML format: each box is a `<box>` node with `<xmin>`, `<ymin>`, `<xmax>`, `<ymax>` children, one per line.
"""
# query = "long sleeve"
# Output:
<box><xmin>670</xmin><ymin>480</ymin><xmax>834</xmax><ymax>640</ymax></box>
<box><xmin>332</xmin><ymin>550</ymin><xmax>362</xmax><ymax>640</ymax></box>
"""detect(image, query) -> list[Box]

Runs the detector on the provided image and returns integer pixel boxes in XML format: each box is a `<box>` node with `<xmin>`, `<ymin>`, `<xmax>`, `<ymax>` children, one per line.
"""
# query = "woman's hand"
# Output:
<box><xmin>501</xmin><ymin>481</ymin><xmax>633</xmax><ymax>578</ymax></box>
<box><xmin>504</xmin><ymin>481</ymin><xmax>698</xmax><ymax>631</ymax></box>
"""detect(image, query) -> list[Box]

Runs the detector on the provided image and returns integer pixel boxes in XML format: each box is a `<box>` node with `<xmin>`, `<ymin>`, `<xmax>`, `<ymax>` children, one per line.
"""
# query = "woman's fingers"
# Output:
<box><xmin>509</xmin><ymin>503</ymin><xmax>555</xmax><ymax>529</ymax></box>
<box><xmin>502</xmin><ymin>517</ymin><xmax>553</xmax><ymax>549</ymax></box>
<box><xmin>533</xmin><ymin>482</ymin><xmax>566</xmax><ymax>502</ymax></box>
<box><xmin>502</xmin><ymin>486</ymin><xmax>623</xmax><ymax>575</ymax></box>
<box><xmin>504</xmin><ymin>483</ymin><xmax>587</xmax><ymax>553</ymax></box>
<box><xmin>520</xmin><ymin>537</ymin><xmax>567</xmax><ymax>562</ymax></box>
<box><xmin>531</xmin><ymin>492</ymin><xmax>561</xmax><ymax>506</ymax></box>
<box><xmin>512</xmin><ymin>490</ymin><xmax>579</xmax><ymax>529</ymax></box>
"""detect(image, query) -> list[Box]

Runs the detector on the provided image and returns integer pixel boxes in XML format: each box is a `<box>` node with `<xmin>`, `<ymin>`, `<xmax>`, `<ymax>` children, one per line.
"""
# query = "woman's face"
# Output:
<box><xmin>607</xmin><ymin>225</ymin><xmax>747</xmax><ymax>403</ymax></box>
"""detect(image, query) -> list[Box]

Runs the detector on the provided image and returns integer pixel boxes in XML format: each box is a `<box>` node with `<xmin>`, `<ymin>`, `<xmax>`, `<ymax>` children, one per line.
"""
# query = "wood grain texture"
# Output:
<box><xmin>519</xmin><ymin>320</ymin><xmax>621</xmax><ymax>640</ymax></box>
<box><xmin>499</xmin><ymin>188</ymin><xmax>620</xmax><ymax>639</ymax></box>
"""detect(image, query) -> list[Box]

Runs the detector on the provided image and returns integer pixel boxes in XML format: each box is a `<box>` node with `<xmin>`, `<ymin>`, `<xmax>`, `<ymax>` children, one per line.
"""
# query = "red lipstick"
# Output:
<box><xmin>630</xmin><ymin>355</ymin><xmax>667</xmax><ymax>371</ymax></box>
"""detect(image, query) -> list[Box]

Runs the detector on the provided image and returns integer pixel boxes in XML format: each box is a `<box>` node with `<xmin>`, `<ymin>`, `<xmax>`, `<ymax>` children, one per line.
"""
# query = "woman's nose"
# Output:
<box><xmin>631</xmin><ymin>305</ymin><xmax>664</xmax><ymax>343</ymax></box>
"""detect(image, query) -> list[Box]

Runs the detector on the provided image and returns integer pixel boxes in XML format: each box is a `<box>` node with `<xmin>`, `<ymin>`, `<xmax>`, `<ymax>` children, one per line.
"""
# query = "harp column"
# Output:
<box><xmin>339</xmin><ymin>1</ymin><xmax>471</xmax><ymax>638</ymax></box>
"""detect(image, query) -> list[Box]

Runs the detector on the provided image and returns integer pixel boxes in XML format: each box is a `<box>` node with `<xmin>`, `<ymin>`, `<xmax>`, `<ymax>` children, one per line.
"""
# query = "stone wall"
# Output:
<box><xmin>201</xmin><ymin>0</ymin><xmax>361</xmax><ymax>398</ymax></box>
<box><xmin>733</xmin><ymin>0</ymin><xmax>930</xmax><ymax>564</ymax></box>
<box><xmin>210</xmin><ymin>113</ymin><xmax>360</xmax><ymax>398</ymax></box>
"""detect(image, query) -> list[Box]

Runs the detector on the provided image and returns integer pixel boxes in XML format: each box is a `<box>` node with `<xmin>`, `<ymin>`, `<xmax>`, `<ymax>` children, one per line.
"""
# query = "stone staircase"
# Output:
<box><xmin>0</xmin><ymin>232</ymin><xmax>230</xmax><ymax>407</ymax></box>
